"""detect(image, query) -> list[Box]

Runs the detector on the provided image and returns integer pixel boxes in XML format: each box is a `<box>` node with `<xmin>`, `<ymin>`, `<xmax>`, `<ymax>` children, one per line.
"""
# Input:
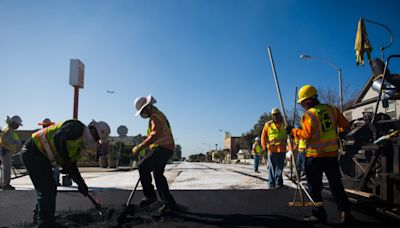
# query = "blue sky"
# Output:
<box><xmin>1</xmin><ymin>0</ymin><xmax>399</xmax><ymax>157</ymax></box>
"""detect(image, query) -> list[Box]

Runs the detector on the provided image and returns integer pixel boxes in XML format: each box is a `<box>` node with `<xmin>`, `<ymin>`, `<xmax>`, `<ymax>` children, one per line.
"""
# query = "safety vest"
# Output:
<box><xmin>254</xmin><ymin>144</ymin><xmax>262</xmax><ymax>155</ymax></box>
<box><xmin>0</xmin><ymin>126</ymin><xmax>20</xmax><ymax>153</ymax></box>
<box><xmin>32</xmin><ymin>122</ymin><xmax>83</xmax><ymax>166</ymax></box>
<box><xmin>303</xmin><ymin>104</ymin><xmax>339</xmax><ymax>157</ymax></box>
<box><xmin>147</xmin><ymin>110</ymin><xmax>174</xmax><ymax>149</ymax></box>
<box><xmin>298</xmin><ymin>139</ymin><xmax>307</xmax><ymax>151</ymax></box>
<box><xmin>266</xmin><ymin>121</ymin><xmax>287</xmax><ymax>146</ymax></box>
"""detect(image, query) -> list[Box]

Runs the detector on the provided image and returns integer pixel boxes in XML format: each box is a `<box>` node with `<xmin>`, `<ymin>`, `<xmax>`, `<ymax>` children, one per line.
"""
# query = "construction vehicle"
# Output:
<box><xmin>340</xmin><ymin>54</ymin><xmax>400</xmax><ymax>220</ymax></box>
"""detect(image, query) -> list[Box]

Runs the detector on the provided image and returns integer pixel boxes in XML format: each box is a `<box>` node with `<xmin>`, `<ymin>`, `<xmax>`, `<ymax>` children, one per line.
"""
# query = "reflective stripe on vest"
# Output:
<box><xmin>147</xmin><ymin>110</ymin><xmax>174</xmax><ymax>149</ymax></box>
<box><xmin>32</xmin><ymin>122</ymin><xmax>83</xmax><ymax>166</ymax></box>
<box><xmin>305</xmin><ymin>104</ymin><xmax>339</xmax><ymax>157</ymax></box>
<box><xmin>267</xmin><ymin>121</ymin><xmax>287</xmax><ymax>145</ymax></box>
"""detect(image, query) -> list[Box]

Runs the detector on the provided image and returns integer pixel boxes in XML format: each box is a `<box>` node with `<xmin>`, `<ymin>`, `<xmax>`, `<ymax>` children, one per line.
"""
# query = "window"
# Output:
<box><xmin>364</xmin><ymin>106</ymin><xmax>373</xmax><ymax>113</ymax></box>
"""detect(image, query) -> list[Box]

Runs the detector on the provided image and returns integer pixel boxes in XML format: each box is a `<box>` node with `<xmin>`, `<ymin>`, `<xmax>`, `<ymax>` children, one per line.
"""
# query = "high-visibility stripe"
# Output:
<box><xmin>33</xmin><ymin>129</ymin><xmax>57</xmax><ymax>166</ymax></box>
<box><xmin>304</xmin><ymin>104</ymin><xmax>339</xmax><ymax>157</ymax></box>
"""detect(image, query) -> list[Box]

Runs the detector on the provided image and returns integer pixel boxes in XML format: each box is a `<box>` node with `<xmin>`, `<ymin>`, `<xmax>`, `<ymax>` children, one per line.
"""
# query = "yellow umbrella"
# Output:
<box><xmin>355</xmin><ymin>17</ymin><xmax>373</xmax><ymax>66</ymax></box>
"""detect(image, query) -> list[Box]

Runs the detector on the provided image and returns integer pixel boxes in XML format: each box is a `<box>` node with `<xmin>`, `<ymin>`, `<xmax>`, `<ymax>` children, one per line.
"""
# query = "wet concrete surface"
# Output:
<box><xmin>1</xmin><ymin>189</ymin><xmax>397</xmax><ymax>227</ymax></box>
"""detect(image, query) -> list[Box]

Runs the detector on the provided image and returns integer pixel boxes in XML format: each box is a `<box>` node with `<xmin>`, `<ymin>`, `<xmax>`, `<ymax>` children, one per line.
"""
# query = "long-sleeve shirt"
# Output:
<box><xmin>292</xmin><ymin>104</ymin><xmax>349</xmax><ymax>157</ymax></box>
<box><xmin>261</xmin><ymin>121</ymin><xmax>287</xmax><ymax>153</ymax></box>
<box><xmin>141</xmin><ymin>108</ymin><xmax>175</xmax><ymax>151</ymax></box>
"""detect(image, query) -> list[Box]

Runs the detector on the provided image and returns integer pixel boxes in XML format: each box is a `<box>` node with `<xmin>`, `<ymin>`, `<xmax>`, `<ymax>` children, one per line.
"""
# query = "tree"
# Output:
<box><xmin>172</xmin><ymin>144</ymin><xmax>182</xmax><ymax>161</ymax></box>
<box><xmin>317</xmin><ymin>86</ymin><xmax>360</xmax><ymax>110</ymax></box>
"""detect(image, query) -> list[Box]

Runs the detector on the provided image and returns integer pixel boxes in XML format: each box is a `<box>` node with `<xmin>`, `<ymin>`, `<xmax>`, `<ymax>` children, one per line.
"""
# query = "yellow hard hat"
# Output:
<box><xmin>298</xmin><ymin>85</ymin><xmax>317</xmax><ymax>103</ymax></box>
<box><xmin>271</xmin><ymin>108</ymin><xmax>280</xmax><ymax>115</ymax></box>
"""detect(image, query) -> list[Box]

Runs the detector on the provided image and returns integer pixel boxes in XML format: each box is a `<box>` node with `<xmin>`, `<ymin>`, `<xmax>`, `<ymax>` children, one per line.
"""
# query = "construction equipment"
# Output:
<box><xmin>117</xmin><ymin>176</ymin><xmax>141</xmax><ymax>225</ymax></box>
<box><xmin>267</xmin><ymin>46</ymin><xmax>320</xmax><ymax>207</ymax></box>
<box><xmin>340</xmin><ymin>54</ymin><xmax>400</xmax><ymax>219</ymax></box>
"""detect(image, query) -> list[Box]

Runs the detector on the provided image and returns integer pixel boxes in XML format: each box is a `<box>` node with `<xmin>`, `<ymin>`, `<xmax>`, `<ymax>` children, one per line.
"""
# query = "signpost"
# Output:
<box><xmin>69</xmin><ymin>59</ymin><xmax>85</xmax><ymax>119</ymax></box>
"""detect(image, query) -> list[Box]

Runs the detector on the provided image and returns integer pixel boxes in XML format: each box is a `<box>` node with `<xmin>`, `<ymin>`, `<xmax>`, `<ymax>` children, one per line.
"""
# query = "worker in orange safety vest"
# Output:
<box><xmin>261</xmin><ymin>108</ymin><xmax>287</xmax><ymax>189</ymax></box>
<box><xmin>287</xmin><ymin>85</ymin><xmax>353</xmax><ymax>224</ymax></box>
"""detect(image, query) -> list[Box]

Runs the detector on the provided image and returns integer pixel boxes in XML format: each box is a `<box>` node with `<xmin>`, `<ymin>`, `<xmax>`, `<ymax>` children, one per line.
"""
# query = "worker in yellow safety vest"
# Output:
<box><xmin>0</xmin><ymin>115</ymin><xmax>23</xmax><ymax>190</ymax></box>
<box><xmin>261</xmin><ymin>108</ymin><xmax>287</xmax><ymax>189</ymax></box>
<box><xmin>21</xmin><ymin>119</ymin><xmax>111</xmax><ymax>227</ymax></box>
<box><xmin>287</xmin><ymin>85</ymin><xmax>353</xmax><ymax>224</ymax></box>
<box><xmin>252</xmin><ymin>137</ymin><xmax>263</xmax><ymax>173</ymax></box>
<box><xmin>132</xmin><ymin>95</ymin><xmax>177</xmax><ymax>214</ymax></box>
<box><xmin>293</xmin><ymin>136</ymin><xmax>306</xmax><ymax>178</ymax></box>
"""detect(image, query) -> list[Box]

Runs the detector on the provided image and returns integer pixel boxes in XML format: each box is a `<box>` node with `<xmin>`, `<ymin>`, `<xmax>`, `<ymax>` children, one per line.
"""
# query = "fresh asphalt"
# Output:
<box><xmin>0</xmin><ymin>162</ymin><xmax>398</xmax><ymax>227</ymax></box>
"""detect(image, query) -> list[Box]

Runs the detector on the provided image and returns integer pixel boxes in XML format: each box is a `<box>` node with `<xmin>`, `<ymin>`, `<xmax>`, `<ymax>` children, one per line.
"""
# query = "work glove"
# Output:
<box><xmin>60</xmin><ymin>160</ymin><xmax>73</xmax><ymax>174</ymax></box>
<box><xmin>131</xmin><ymin>144</ymin><xmax>142</xmax><ymax>155</ymax></box>
<box><xmin>338</xmin><ymin>131</ymin><xmax>347</xmax><ymax>140</ymax></box>
<box><xmin>285</xmin><ymin>125</ymin><xmax>293</xmax><ymax>135</ymax></box>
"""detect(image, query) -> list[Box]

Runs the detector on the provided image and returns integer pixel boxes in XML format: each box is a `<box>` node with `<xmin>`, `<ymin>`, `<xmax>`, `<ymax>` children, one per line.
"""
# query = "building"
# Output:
<box><xmin>343</xmin><ymin>74</ymin><xmax>400</xmax><ymax>121</ymax></box>
<box><xmin>223</xmin><ymin>135</ymin><xmax>241</xmax><ymax>160</ymax></box>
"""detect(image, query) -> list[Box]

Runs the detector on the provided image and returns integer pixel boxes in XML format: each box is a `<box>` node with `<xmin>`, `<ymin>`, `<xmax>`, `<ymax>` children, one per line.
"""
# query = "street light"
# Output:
<box><xmin>300</xmin><ymin>54</ymin><xmax>343</xmax><ymax>111</ymax></box>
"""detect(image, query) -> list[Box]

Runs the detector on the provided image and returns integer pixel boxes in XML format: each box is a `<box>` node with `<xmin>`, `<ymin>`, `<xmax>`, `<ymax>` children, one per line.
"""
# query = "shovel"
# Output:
<box><xmin>117</xmin><ymin>177</ymin><xmax>141</xmax><ymax>225</ymax></box>
<box><xmin>88</xmin><ymin>193</ymin><xmax>103</xmax><ymax>216</ymax></box>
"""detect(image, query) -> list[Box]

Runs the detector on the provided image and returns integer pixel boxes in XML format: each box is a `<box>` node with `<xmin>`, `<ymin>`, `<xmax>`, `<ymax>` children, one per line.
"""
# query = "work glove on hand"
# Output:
<box><xmin>131</xmin><ymin>144</ymin><xmax>142</xmax><ymax>155</ymax></box>
<box><xmin>285</xmin><ymin>125</ymin><xmax>293</xmax><ymax>135</ymax></box>
<box><xmin>60</xmin><ymin>160</ymin><xmax>73</xmax><ymax>174</ymax></box>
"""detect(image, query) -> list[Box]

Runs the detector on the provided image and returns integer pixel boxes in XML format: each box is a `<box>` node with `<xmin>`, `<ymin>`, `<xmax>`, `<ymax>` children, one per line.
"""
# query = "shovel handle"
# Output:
<box><xmin>88</xmin><ymin>194</ymin><xmax>103</xmax><ymax>215</ymax></box>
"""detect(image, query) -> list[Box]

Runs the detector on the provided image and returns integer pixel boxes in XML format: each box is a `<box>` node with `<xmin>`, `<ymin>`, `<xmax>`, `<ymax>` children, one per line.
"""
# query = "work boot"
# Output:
<box><xmin>303</xmin><ymin>215</ymin><xmax>327</xmax><ymax>224</ymax></box>
<box><xmin>139</xmin><ymin>196</ymin><xmax>157</xmax><ymax>207</ymax></box>
<box><xmin>340</xmin><ymin>211</ymin><xmax>354</xmax><ymax>224</ymax></box>
<box><xmin>1</xmin><ymin>185</ymin><xmax>15</xmax><ymax>190</ymax></box>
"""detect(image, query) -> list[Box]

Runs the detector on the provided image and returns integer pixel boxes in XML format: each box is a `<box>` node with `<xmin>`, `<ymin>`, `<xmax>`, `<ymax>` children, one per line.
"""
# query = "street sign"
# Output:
<box><xmin>69</xmin><ymin>59</ymin><xmax>85</xmax><ymax>88</ymax></box>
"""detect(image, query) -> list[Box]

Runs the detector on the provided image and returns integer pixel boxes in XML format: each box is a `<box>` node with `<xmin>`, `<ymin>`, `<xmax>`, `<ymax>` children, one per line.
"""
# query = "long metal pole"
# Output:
<box><xmin>267</xmin><ymin>46</ymin><xmax>313</xmax><ymax>204</ymax></box>
<box><xmin>338</xmin><ymin>68</ymin><xmax>343</xmax><ymax>112</ymax></box>
<box><xmin>267</xmin><ymin>47</ymin><xmax>288</xmax><ymax>125</ymax></box>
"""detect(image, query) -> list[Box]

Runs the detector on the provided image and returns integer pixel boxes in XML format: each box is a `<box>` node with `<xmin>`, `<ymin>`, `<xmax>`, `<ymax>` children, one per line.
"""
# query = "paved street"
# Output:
<box><xmin>1</xmin><ymin>162</ymin><xmax>396</xmax><ymax>227</ymax></box>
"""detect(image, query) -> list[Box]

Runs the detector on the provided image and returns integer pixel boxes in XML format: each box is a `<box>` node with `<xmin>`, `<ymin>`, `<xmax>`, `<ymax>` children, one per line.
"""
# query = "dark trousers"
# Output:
<box><xmin>305</xmin><ymin>156</ymin><xmax>350</xmax><ymax>218</ymax></box>
<box><xmin>21</xmin><ymin>139</ymin><xmax>57</xmax><ymax>228</ymax></box>
<box><xmin>139</xmin><ymin>147</ymin><xmax>176</xmax><ymax>204</ymax></box>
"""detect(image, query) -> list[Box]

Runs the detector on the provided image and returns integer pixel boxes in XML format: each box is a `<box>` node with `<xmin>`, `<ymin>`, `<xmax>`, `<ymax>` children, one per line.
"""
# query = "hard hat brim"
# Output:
<box><xmin>135</xmin><ymin>95</ymin><xmax>156</xmax><ymax>116</ymax></box>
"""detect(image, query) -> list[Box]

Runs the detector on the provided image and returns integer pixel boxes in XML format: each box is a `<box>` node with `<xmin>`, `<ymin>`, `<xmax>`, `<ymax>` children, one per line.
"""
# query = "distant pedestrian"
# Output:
<box><xmin>132</xmin><ymin>95</ymin><xmax>177</xmax><ymax>214</ymax></box>
<box><xmin>252</xmin><ymin>137</ymin><xmax>262</xmax><ymax>173</ymax></box>
<box><xmin>261</xmin><ymin>108</ymin><xmax>287</xmax><ymax>189</ymax></box>
<box><xmin>0</xmin><ymin>115</ymin><xmax>23</xmax><ymax>190</ymax></box>
<box><xmin>21</xmin><ymin>119</ymin><xmax>110</xmax><ymax>227</ymax></box>
<box><xmin>288</xmin><ymin>85</ymin><xmax>353</xmax><ymax>224</ymax></box>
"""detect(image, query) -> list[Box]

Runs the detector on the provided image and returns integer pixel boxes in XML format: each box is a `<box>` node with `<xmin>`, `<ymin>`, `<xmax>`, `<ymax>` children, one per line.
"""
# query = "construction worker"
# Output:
<box><xmin>37</xmin><ymin>118</ymin><xmax>60</xmax><ymax>185</ymax></box>
<box><xmin>132</xmin><ymin>95</ymin><xmax>177</xmax><ymax>213</ymax></box>
<box><xmin>287</xmin><ymin>85</ymin><xmax>353</xmax><ymax>224</ymax></box>
<box><xmin>252</xmin><ymin>137</ymin><xmax>262</xmax><ymax>173</ymax></box>
<box><xmin>21</xmin><ymin>119</ymin><xmax>110</xmax><ymax>227</ymax></box>
<box><xmin>261</xmin><ymin>108</ymin><xmax>287</xmax><ymax>189</ymax></box>
<box><xmin>293</xmin><ymin>136</ymin><xmax>306</xmax><ymax>178</ymax></box>
<box><xmin>0</xmin><ymin>115</ymin><xmax>23</xmax><ymax>190</ymax></box>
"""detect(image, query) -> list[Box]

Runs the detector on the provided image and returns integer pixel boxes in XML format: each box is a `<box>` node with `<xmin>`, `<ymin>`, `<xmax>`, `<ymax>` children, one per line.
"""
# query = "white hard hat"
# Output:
<box><xmin>6</xmin><ymin>115</ymin><xmax>23</xmax><ymax>126</ymax></box>
<box><xmin>134</xmin><ymin>94</ymin><xmax>157</xmax><ymax>116</ymax></box>
<box><xmin>92</xmin><ymin>120</ymin><xmax>111</xmax><ymax>142</ymax></box>
<box><xmin>271</xmin><ymin>108</ymin><xmax>281</xmax><ymax>115</ymax></box>
<box><xmin>255</xmin><ymin>137</ymin><xmax>260</xmax><ymax>141</ymax></box>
